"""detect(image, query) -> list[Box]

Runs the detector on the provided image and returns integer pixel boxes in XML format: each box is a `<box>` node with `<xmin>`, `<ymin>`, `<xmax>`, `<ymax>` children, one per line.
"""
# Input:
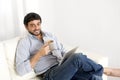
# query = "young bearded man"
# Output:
<box><xmin>15</xmin><ymin>12</ymin><xmax>103</xmax><ymax>80</ymax></box>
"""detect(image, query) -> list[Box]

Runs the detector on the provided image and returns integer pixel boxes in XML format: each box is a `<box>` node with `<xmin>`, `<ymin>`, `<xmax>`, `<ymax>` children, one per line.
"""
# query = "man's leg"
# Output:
<box><xmin>71</xmin><ymin>68</ymin><xmax>92</xmax><ymax>80</ymax></box>
<box><xmin>71</xmin><ymin>54</ymin><xmax>103</xmax><ymax>80</ymax></box>
<box><xmin>76</xmin><ymin>54</ymin><xmax>103</xmax><ymax>75</ymax></box>
<box><xmin>43</xmin><ymin>53</ymin><xmax>103</xmax><ymax>80</ymax></box>
<box><xmin>71</xmin><ymin>70</ymin><xmax>103</xmax><ymax>80</ymax></box>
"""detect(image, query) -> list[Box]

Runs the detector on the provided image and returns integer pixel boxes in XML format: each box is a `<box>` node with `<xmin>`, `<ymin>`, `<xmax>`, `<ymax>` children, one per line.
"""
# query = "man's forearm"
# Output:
<box><xmin>30</xmin><ymin>51</ymin><xmax>43</xmax><ymax>68</ymax></box>
<box><xmin>30</xmin><ymin>41</ymin><xmax>51</xmax><ymax>68</ymax></box>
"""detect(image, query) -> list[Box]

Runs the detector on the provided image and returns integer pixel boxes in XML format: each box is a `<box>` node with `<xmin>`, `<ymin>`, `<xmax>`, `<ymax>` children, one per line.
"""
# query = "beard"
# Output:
<box><xmin>29</xmin><ymin>29</ymin><xmax>41</xmax><ymax>36</ymax></box>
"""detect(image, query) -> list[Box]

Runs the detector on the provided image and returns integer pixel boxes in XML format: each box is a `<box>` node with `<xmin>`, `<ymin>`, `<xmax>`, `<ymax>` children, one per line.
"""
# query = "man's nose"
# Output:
<box><xmin>35</xmin><ymin>25</ymin><xmax>39</xmax><ymax>29</ymax></box>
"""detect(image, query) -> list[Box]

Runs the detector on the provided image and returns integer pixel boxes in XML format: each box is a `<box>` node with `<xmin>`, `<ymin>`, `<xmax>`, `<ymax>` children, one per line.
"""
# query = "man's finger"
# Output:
<box><xmin>47</xmin><ymin>40</ymin><xmax>53</xmax><ymax>44</ymax></box>
<box><xmin>43</xmin><ymin>40</ymin><xmax>53</xmax><ymax>47</ymax></box>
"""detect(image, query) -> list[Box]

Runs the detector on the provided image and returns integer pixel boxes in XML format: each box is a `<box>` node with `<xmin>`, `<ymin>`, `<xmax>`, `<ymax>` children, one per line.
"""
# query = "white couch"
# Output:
<box><xmin>0</xmin><ymin>36</ymin><xmax>108</xmax><ymax>80</ymax></box>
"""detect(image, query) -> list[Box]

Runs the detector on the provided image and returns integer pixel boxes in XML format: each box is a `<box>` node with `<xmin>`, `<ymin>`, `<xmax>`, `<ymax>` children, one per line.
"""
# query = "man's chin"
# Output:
<box><xmin>29</xmin><ymin>32</ymin><xmax>40</xmax><ymax>36</ymax></box>
<box><xmin>33</xmin><ymin>34</ymin><xmax>40</xmax><ymax>36</ymax></box>
<box><xmin>33</xmin><ymin>32</ymin><xmax>41</xmax><ymax>36</ymax></box>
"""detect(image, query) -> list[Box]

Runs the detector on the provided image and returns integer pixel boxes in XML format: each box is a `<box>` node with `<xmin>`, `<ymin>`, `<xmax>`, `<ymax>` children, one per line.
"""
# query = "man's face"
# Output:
<box><xmin>26</xmin><ymin>20</ymin><xmax>41</xmax><ymax>36</ymax></box>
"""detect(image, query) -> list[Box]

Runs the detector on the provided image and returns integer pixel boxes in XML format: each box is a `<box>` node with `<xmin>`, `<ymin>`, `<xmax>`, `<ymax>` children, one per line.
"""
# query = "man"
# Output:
<box><xmin>15</xmin><ymin>12</ymin><xmax>103</xmax><ymax>80</ymax></box>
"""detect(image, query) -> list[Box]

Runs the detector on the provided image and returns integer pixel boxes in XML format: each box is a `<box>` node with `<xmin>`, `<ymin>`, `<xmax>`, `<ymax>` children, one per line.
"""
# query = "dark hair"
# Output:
<box><xmin>23</xmin><ymin>12</ymin><xmax>42</xmax><ymax>26</ymax></box>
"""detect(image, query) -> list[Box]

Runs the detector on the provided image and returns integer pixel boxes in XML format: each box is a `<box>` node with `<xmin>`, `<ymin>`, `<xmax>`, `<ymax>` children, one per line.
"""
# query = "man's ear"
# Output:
<box><xmin>25</xmin><ymin>25</ymin><xmax>28</xmax><ymax>30</ymax></box>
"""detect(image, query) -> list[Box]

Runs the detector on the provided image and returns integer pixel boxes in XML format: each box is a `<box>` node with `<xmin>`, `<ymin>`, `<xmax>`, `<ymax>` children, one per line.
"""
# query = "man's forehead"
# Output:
<box><xmin>28</xmin><ymin>20</ymin><xmax>41</xmax><ymax>24</ymax></box>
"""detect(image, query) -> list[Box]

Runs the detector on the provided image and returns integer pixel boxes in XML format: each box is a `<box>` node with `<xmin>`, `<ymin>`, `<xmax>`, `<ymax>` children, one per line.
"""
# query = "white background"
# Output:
<box><xmin>0</xmin><ymin>0</ymin><xmax>120</xmax><ymax>80</ymax></box>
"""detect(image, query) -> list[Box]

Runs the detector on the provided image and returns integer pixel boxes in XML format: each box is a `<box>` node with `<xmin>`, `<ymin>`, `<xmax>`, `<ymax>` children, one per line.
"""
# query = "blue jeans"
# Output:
<box><xmin>43</xmin><ymin>53</ymin><xmax>103</xmax><ymax>80</ymax></box>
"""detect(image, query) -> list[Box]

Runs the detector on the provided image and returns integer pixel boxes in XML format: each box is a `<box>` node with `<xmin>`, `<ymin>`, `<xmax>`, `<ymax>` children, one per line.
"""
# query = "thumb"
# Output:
<box><xmin>43</xmin><ymin>40</ymin><xmax>53</xmax><ymax>47</ymax></box>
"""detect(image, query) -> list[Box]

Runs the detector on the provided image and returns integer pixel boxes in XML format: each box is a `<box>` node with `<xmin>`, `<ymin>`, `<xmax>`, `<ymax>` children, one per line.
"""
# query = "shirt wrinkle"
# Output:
<box><xmin>15</xmin><ymin>31</ymin><xmax>65</xmax><ymax>76</ymax></box>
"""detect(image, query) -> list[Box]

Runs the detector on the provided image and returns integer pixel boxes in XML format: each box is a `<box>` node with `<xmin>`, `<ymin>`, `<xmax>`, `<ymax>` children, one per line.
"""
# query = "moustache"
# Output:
<box><xmin>33</xmin><ymin>29</ymin><xmax>40</xmax><ymax>32</ymax></box>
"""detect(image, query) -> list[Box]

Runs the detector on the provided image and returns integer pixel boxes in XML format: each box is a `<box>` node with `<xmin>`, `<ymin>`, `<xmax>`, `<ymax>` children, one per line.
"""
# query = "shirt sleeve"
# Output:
<box><xmin>51</xmin><ymin>33</ymin><xmax>67</xmax><ymax>56</ymax></box>
<box><xmin>15</xmin><ymin>38</ymin><xmax>33</xmax><ymax>76</ymax></box>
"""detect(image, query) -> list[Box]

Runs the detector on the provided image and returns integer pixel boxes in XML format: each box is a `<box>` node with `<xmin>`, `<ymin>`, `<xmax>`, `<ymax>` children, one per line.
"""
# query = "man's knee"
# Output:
<box><xmin>69</xmin><ymin>53</ymin><xmax>84</xmax><ymax>67</ymax></box>
<box><xmin>70</xmin><ymin>53</ymin><xmax>83</xmax><ymax>61</ymax></box>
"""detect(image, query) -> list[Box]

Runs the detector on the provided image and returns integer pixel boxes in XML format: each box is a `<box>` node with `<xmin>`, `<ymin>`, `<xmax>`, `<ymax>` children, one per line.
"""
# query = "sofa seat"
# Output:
<box><xmin>0</xmin><ymin>36</ymin><xmax>108</xmax><ymax>80</ymax></box>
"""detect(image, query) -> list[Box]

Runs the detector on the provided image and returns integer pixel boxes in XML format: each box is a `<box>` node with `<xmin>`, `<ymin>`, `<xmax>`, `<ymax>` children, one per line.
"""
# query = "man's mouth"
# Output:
<box><xmin>33</xmin><ymin>29</ymin><xmax>40</xmax><ymax>33</ymax></box>
<box><xmin>34</xmin><ymin>30</ymin><xmax>39</xmax><ymax>33</ymax></box>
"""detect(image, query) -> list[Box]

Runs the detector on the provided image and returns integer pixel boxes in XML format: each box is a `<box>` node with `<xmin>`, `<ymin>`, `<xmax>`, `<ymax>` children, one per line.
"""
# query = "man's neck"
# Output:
<box><xmin>36</xmin><ymin>33</ymin><xmax>43</xmax><ymax>40</ymax></box>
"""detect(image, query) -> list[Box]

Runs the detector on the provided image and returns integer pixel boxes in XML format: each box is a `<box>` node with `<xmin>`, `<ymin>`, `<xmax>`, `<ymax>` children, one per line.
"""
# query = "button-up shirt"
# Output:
<box><xmin>15</xmin><ymin>31</ymin><xmax>66</xmax><ymax>76</ymax></box>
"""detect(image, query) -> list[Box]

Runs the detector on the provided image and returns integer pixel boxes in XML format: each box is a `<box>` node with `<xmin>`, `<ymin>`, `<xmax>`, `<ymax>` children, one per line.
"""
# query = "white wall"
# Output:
<box><xmin>0</xmin><ymin>0</ymin><xmax>21</xmax><ymax>40</ymax></box>
<box><xmin>0</xmin><ymin>0</ymin><xmax>55</xmax><ymax>40</ymax></box>
<box><xmin>24</xmin><ymin>0</ymin><xmax>55</xmax><ymax>32</ymax></box>
<box><xmin>53</xmin><ymin>0</ymin><xmax>120</xmax><ymax>80</ymax></box>
<box><xmin>0</xmin><ymin>0</ymin><xmax>120</xmax><ymax>80</ymax></box>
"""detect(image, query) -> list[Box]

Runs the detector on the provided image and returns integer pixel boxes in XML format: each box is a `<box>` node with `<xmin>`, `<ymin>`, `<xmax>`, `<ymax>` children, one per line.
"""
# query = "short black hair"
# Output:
<box><xmin>23</xmin><ymin>12</ymin><xmax>42</xmax><ymax>26</ymax></box>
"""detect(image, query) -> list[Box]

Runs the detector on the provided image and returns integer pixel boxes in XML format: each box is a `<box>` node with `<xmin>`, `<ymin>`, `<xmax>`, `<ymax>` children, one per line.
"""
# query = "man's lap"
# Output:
<box><xmin>42</xmin><ymin>53</ymin><xmax>103</xmax><ymax>80</ymax></box>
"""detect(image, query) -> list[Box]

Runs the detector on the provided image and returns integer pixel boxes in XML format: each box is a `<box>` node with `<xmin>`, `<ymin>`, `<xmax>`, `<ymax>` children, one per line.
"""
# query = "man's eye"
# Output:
<box><xmin>31</xmin><ymin>24</ymin><xmax>35</xmax><ymax>27</ymax></box>
<box><xmin>37</xmin><ymin>23</ymin><xmax>40</xmax><ymax>26</ymax></box>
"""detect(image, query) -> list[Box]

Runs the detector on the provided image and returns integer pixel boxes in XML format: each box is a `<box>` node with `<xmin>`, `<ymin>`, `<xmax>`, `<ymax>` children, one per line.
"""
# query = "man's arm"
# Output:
<box><xmin>30</xmin><ymin>40</ymin><xmax>53</xmax><ymax>68</ymax></box>
<box><xmin>15</xmin><ymin>39</ymin><xmax>52</xmax><ymax>76</ymax></box>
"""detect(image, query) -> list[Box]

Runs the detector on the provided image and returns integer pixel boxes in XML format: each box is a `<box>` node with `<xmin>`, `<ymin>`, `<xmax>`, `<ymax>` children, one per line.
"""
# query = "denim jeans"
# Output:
<box><xmin>42</xmin><ymin>53</ymin><xmax>103</xmax><ymax>80</ymax></box>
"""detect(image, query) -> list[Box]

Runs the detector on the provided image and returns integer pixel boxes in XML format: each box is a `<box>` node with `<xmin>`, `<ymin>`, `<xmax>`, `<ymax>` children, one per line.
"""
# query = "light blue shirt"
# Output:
<box><xmin>15</xmin><ymin>31</ymin><xmax>66</xmax><ymax>76</ymax></box>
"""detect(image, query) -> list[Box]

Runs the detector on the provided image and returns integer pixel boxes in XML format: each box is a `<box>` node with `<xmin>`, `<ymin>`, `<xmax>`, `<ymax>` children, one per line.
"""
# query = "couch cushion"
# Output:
<box><xmin>0</xmin><ymin>42</ymin><xmax>11</xmax><ymax>80</ymax></box>
<box><xmin>3</xmin><ymin>37</ymin><xmax>39</xmax><ymax>80</ymax></box>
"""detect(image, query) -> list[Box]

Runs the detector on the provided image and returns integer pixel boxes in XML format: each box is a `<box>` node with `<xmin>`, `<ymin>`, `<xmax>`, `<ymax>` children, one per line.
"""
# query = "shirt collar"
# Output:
<box><xmin>28</xmin><ymin>30</ymin><xmax>46</xmax><ymax>39</ymax></box>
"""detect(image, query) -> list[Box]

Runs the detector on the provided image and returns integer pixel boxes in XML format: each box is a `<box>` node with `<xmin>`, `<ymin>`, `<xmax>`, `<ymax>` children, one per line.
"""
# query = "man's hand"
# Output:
<box><xmin>39</xmin><ymin>40</ymin><xmax>53</xmax><ymax>56</ymax></box>
<box><xmin>30</xmin><ymin>40</ymin><xmax>53</xmax><ymax>68</ymax></box>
